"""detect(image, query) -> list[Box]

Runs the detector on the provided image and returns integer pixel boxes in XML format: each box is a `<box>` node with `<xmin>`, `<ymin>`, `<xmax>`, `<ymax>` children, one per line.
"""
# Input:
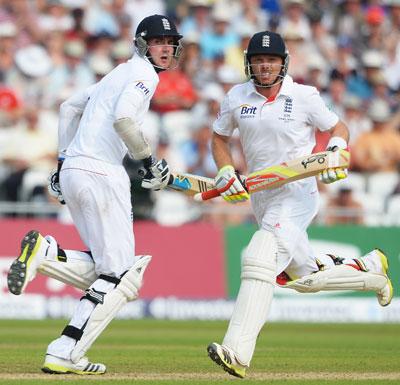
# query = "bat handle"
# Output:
<box><xmin>193</xmin><ymin>188</ymin><xmax>220</xmax><ymax>201</ymax></box>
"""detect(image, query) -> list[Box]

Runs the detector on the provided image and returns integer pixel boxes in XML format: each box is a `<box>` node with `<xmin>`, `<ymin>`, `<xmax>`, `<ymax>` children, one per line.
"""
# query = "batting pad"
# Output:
<box><xmin>223</xmin><ymin>230</ymin><xmax>277</xmax><ymax>366</ymax></box>
<box><xmin>283</xmin><ymin>264</ymin><xmax>388</xmax><ymax>293</ymax></box>
<box><xmin>38</xmin><ymin>259</ymin><xmax>97</xmax><ymax>291</ymax></box>
<box><xmin>70</xmin><ymin>255</ymin><xmax>151</xmax><ymax>363</ymax></box>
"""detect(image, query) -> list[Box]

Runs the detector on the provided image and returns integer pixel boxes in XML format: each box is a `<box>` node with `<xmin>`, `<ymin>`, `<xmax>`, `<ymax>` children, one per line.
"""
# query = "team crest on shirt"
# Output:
<box><xmin>278</xmin><ymin>97</ymin><xmax>295</xmax><ymax>122</ymax></box>
<box><xmin>135</xmin><ymin>81</ymin><xmax>150</xmax><ymax>96</ymax></box>
<box><xmin>239</xmin><ymin>104</ymin><xmax>257</xmax><ymax>119</ymax></box>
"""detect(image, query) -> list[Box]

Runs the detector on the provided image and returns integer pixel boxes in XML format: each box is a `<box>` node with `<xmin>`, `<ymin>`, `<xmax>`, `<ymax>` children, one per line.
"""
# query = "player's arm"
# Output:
<box><xmin>320</xmin><ymin>120</ymin><xmax>350</xmax><ymax>184</ymax></box>
<box><xmin>49</xmin><ymin>84</ymin><xmax>97</xmax><ymax>204</ymax></box>
<box><xmin>58</xmin><ymin>84</ymin><xmax>96</xmax><ymax>158</ymax></box>
<box><xmin>113</xmin><ymin>81</ymin><xmax>169</xmax><ymax>190</ymax></box>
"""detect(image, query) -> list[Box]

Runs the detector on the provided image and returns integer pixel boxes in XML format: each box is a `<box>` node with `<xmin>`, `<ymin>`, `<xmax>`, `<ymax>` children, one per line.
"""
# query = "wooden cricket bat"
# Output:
<box><xmin>167</xmin><ymin>172</ymin><xmax>215</xmax><ymax>196</ymax></box>
<box><xmin>194</xmin><ymin>149</ymin><xmax>350</xmax><ymax>201</ymax></box>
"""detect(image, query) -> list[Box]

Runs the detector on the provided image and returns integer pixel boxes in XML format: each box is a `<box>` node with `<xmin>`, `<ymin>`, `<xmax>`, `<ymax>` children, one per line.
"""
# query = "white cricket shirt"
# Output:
<box><xmin>213</xmin><ymin>75</ymin><xmax>339</xmax><ymax>173</ymax></box>
<box><xmin>66</xmin><ymin>54</ymin><xmax>159</xmax><ymax>165</ymax></box>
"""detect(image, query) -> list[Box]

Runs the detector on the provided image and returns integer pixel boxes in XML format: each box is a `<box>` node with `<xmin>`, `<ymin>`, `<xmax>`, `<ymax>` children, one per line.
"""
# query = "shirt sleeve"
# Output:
<box><xmin>213</xmin><ymin>93</ymin><xmax>235</xmax><ymax>137</ymax></box>
<box><xmin>58</xmin><ymin>83</ymin><xmax>96</xmax><ymax>157</ymax></box>
<box><xmin>307</xmin><ymin>88</ymin><xmax>339</xmax><ymax>132</ymax></box>
<box><xmin>114</xmin><ymin>79</ymin><xmax>157</xmax><ymax>122</ymax></box>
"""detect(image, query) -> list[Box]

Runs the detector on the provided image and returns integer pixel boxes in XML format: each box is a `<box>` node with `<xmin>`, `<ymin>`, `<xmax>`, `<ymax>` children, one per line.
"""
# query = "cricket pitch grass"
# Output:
<box><xmin>0</xmin><ymin>319</ymin><xmax>399</xmax><ymax>385</ymax></box>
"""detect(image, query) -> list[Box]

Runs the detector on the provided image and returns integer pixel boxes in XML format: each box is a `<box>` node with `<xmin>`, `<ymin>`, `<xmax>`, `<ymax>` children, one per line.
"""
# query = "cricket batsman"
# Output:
<box><xmin>7</xmin><ymin>14</ymin><xmax>183</xmax><ymax>374</ymax></box>
<box><xmin>207</xmin><ymin>30</ymin><xmax>393</xmax><ymax>378</ymax></box>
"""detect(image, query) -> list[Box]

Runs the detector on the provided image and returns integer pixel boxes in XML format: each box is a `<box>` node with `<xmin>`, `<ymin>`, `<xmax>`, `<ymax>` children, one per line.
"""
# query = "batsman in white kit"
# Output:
<box><xmin>7</xmin><ymin>15</ymin><xmax>183</xmax><ymax>375</ymax></box>
<box><xmin>207</xmin><ymin>31</ymin><xmax>394</xmax><ymax>378</ymax></box>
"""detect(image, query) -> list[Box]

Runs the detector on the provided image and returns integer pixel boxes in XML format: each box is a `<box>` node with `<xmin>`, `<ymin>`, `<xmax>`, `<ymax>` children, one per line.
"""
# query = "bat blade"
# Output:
<box><xmin>167</xmin><ymin>172</ymin><xmax>215</xmax><ymax>196</ymax></box>
<box><xmin>194</xmin><ymin>150</ymin><xmax>350</xmax><ymax>201</ymax></box>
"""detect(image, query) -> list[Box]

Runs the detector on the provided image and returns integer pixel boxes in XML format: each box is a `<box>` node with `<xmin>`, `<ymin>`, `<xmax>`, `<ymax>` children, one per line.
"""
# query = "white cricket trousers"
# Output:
<box><xmin>60</xmin><ymin>156</ymin><xmax>135</xmax><ymax>277</ymax></box>
<box><xmin>251</xmin><ymin>178</ymin><xmax>320</xmax><ymax>279</ymax></box>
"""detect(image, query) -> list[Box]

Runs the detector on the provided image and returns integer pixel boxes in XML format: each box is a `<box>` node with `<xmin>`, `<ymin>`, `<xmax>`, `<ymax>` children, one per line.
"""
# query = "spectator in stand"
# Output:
<box><xmin>179</xmin><ymin>32</ymin><xmax>211</xmax><ymax>89</ymax></box>
<box><xmin>384</xmin><ymin>0</ymin><xmax>400</xmax><ymax>91</ymax></box>
<box><xmin>0</xmin><ymin>21</ymin><xmax>18</xmax><ymax>79</ymax></box>
<box><xmin>361</xmin><ymin>5</ymin><xmax>386</xmax><ymax>52</ymax></box>
<box><xmin>180</xmin><ymin>0</ymin><xmax>212</xmax><ymax>36</ymax></box>
<box><xmin>5</xmin><ymin>45</ymin><xmax>53</xmax><ymax>107</ymax></box>
<box><xmin>347</xmin><ymin>49</ymin><xmax>384</xmax><ymax>101</ymax></box>
<box><xmin>326</xmin><ymin>186</ymin><xmax>364</xmax><ymax>225</ymax></box>
<box><xmin>342</xmin><ymin>94</ymin><xmax>370</xmax><ymax>145</ymax></box>
<box><xmin>111</xmin><ymin>39</ymin><xmax>132</xmax><ymax>65</ymax></box>
<box><xmin>150</xmin><ymin>66</ymin><xmax>197</xmax><ymax>114</ymax></box>
<box><xmin>233</xmin><ymin>0</ymin><xmax>269</xmax><ymax>34</ymax></box>
<box><xmin>308</xmin><ymin>11</ymin><xmax>337</xmax><ymax>68</ymax></box>
<box><xmin>200</xmin><ymin>5</ymin><xmax>239</xmax><ymax>62</ymax></box>
<box><xmin>46</xmin><ymin>39</ymin><xmax>95</xmax><ymax>104</ymax></box>
<box><xmin>225</xmin><ymin>25</ymin><xmax>257</xmax><ymax>80</ymax></box>
<box><xmin>305</xmin><ymin>53</ymin><xmax>328</xmax><ymax>92</ymax></box>
<box><xmin>333</xmin><ymin>0</ymin><xmax>364</xmax><ymax>50</ymax></box>
<box><xmin>280</xmin><ymin>25</ymin><xmax>308</xmax><ymax>83</ymax></box>
<box><xmin>0</xmin><ymin>107</ymin><xmax>57</xmax><ymax>202</ymax></box>
<box><xmin>278</xmin><ymin>0</ymin><xmax>312</xmax><ymax>41</ymax></box>
<box><xmin>352</xmin><ymin>100</ymin><xmax>400</xmax><ymax>172</ymax></box>
<box><xmin>65</xmin><ymin>7</ymin><xmax>88</xmax><ymax>41</ymax></box>
<box><xmin>37</xmin><ymin>0</ymin><xmax>73</xmax><ymax>33</ymax></box>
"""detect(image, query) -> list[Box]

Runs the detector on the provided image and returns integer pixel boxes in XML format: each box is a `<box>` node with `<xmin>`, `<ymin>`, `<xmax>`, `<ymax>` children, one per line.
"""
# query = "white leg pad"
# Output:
<box><xmin>283</xmin><ymin>264</ymin><xmax>388</xmax><ymax>293</ymax></box>
<box><xmin>70</xmin><ymin>255</ymin><xmax>151</xmax><ymax>363</ymax></box>
<box><xmin>223</xmin><ymin>230</ymin><xmax>277</xmax><ymax>366</ymax></box>
<box><xmin>38</xmin><ymin>260</ymin><xmax>97</xmax><ymax>291</ymax></box>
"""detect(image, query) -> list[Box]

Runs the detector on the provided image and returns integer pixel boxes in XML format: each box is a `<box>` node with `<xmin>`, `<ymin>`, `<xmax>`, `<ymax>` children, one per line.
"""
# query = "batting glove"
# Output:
<box><xmin>215</xmin><ymin>165</ymin><xmax>249</xmax><ymax>203</ymax></box>
<box><xmin>141</xmin><ymin>156</ymin><xmax>171</xmax><ymax>190</ymax></box>
<box><xmin>319</xmin><ymin>141</ymin><xmax>348</xmax><ymax>184</ymax></box>
<box><xmin>48</xmin><ymin>158</ymin><xmax>65</xmax><ymax>204</ymax></box>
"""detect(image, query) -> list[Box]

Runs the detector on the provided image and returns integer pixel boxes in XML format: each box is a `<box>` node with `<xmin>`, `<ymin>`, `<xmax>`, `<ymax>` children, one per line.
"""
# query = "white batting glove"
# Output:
<box><xmin>141</xmin><ymin>157</ymin><xmax>171</xmax><ymax>190</ymax></box>
<box><xmin>319</xmin><ymin>168</ymin><xmax>348</xmax><ymax>184</ymax></box>
<box><xmin>215</xmin><ymin>165</ymin><xmax>249</xmax><ymax>203</ymax></box>
<box><xmin>319</xmin><ymin>141</ymin><xmax>348</xmax><ymax>184</ymax></box>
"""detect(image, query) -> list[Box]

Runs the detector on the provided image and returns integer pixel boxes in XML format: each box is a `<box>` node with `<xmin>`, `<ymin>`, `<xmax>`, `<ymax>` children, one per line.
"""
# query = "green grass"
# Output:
<box><xmin>0</xmin><ymin>320</ymin><xmax>399</xmax><ymax>384</ymax></box>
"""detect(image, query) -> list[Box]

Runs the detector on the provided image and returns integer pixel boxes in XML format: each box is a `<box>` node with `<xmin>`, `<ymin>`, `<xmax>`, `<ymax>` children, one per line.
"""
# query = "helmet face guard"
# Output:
<box><xmin>134</xmin><ymin>14</ymin><xmax>183</xmax><ymax>71</ymax></box>
<box><xmin>244</xmin><ymin>31</ymin><xmax>289</xmax><ymax>88</ymax></box>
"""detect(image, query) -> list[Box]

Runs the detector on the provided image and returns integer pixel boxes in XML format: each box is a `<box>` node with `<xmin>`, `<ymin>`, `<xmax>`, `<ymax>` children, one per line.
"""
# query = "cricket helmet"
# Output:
<box><xmin>134</xmin><ymin>14</ymin><xmax>183</xmax><ymax>70</ymax></box>
<box><xmin>244</xmin><ymin>31</ymin><xmax>289</xmax><ymax>87</ymax></box>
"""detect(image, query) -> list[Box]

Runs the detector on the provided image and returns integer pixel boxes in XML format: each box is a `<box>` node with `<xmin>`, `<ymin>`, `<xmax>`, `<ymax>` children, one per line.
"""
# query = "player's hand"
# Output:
<box><xmin>48</xmin><ymin>158</ymin><xmax>65</xmax><ymax>204</ymax></box>
<box><xmin>319</xmin><ymin>146</ymin><xmax>348</xmax><ymax>184</ymax></box>
<box><xmin>319</xmin><ymin>168</ymin><xmax>348</xmax><ymax>184</ymax></box>
<box><xmin>140</xmin><ymin>156</ymin><xmax>170</xmax><ymax>190</ymax></box>
<box><xmin>215</xmin><ymin>165</ymin><xmax>249</xmax><ymax>203</ymax></box>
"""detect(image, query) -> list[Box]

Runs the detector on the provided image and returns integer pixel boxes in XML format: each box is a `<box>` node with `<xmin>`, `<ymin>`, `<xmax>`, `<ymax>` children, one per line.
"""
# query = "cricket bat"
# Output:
<box><xmin>167</xmin><ymin>172</ymin><xmax>215</xmax><ymax>196</ymax></box>
<box><xmin>194</xmin><ymin>149</ymin><xmax>350</xmax><ymax>201</ymax></box>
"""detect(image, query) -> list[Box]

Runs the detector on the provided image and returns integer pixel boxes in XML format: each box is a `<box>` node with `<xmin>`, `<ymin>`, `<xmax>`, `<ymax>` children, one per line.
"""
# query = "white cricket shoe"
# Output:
<box><xmin>361</xmin><ymin>249</ymin><xmax>393</xmax><ymax>307</ymax></box>
<box><xmin>42</xmin><ymin>354</ymin><xmax>106</xmax><ymax>375</ymax></box>
<box><xmin>207</xmin><ymin>342</ymin><xmax>247</xmax><ymax>378</ymax></box>
<box><xmin>7</xmin><ymin>230</ymin><xmax>50</xmax><ymax>295</ymax></box>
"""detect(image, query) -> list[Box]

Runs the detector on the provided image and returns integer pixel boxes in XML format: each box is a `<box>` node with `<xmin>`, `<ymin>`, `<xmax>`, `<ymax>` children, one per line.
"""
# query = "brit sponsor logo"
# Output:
<box><xmin>239</xmin><ymin>104</ymin><xmax>257</xmax><ymax>119</ymax></box>
<box><xmin>135</xmin><ymin>81</ymin><xmax>150</xmax><ymax>95</ymax></box>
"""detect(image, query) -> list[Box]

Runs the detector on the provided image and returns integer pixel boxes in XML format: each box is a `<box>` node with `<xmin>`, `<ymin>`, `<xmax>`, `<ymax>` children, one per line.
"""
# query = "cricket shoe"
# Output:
<box><xmin>42</xmin><ymin>354</ymin><xmax>106</xmax><ymax>375</ymax></box>
<box><xmin>361</xmin><ymin>249</ymin><xmax>393</xmax><ymax>307</ymax></box>
<box><xmin>7</xmin><ymin>230</ymin><xmax>50</xmax><ymax>295</ymax></box>
<box><xmin>207</xmin><ymin>342</ymin><xmax>247</xmax><ymax>378</ymax></box>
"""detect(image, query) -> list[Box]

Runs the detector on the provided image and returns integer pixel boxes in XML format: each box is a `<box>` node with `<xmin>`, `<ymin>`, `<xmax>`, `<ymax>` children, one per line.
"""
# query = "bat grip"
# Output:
<box><xmin>194</xmin><ymin>188</ymin><xmax>220</xmax><ymax>201</ymax></box>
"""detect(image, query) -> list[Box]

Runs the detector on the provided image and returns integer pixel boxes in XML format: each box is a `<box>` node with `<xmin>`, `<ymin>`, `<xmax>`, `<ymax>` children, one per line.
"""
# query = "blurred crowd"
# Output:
<box><xmin>0</xmin><ymin>0</ymin><xmax>400</xmax><ymax>226</ymax></box>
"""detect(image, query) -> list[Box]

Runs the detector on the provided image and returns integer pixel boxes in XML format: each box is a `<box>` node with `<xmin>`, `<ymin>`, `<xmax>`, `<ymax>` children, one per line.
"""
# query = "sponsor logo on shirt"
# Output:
<box><xmin>239</xmin><ymin>104</ymin><xmax>257</xmax><ymax>119</ymax></box>
<box><xmin>135</xmin><ymin>81</ymin><xmax>150</xmax><ymax>95</ymax></box>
